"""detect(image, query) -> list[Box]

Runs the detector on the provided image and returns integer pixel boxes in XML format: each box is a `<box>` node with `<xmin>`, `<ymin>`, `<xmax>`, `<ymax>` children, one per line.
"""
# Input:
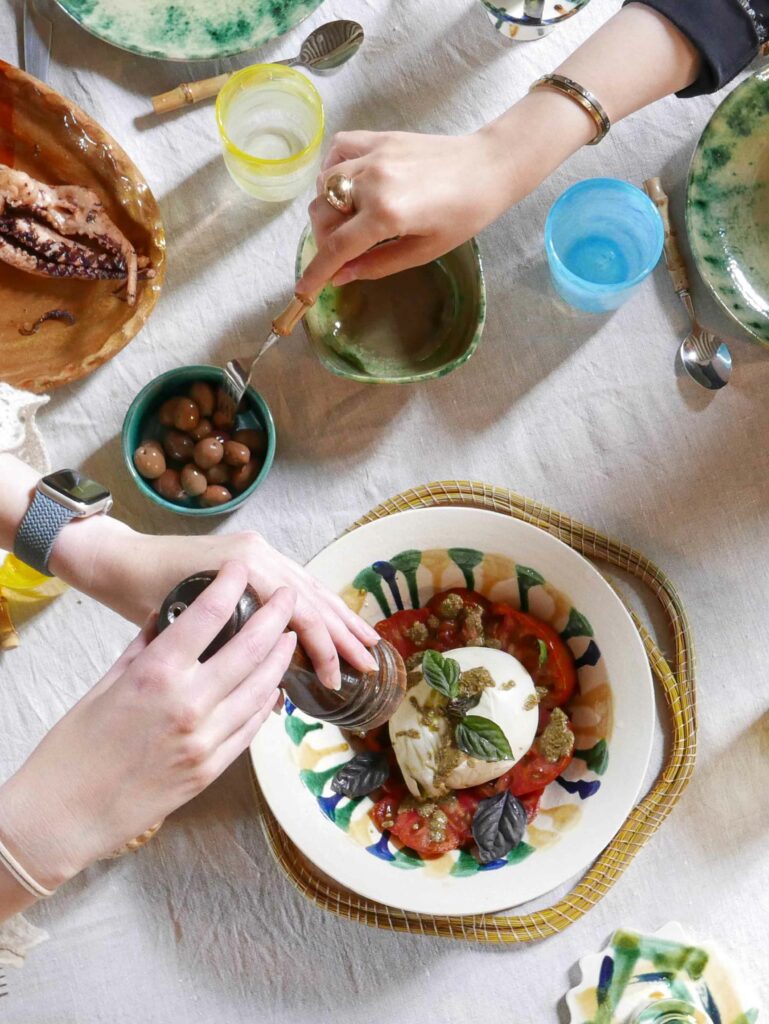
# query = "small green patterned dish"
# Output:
<box><xmin>687</xmin><ymin>70</ymin><xmax>769</xmax><ymax>346</ymax></box>
<box><xmin>296</xmin><ymin>230</ymin><xmax>486</xmax><ymax>385</ymax></box>
<box><xmin>55</xmin><ymin>0</ymin><xmax>325</xmax><ymax>61</ymax></box>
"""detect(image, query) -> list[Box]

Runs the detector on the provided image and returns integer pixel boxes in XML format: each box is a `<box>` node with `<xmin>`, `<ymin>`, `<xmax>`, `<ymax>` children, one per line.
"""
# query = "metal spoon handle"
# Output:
<box><xmin>643</xmin><ymin>177</ymin><xmax>690</xmax><ymax>294</ymax></box>
<box><xmin>272</xmin><ymin>55</ymin><xmax>300</xmax><ymax>66</ymax></box>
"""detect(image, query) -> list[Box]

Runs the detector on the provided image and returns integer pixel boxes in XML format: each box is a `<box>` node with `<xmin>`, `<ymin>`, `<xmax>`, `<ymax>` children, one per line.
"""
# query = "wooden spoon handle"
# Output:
<box><xmin>151</xmin><ymin>73</ymin><xmax>231</xmax><ymax>114</ymax></box>
<box><xmin>643</xmin><ymin>176</ymin><xmax>690</xmax><ymax>294</ymax></box>
<box><xmin>272</xmin><ymin>289</ymin><xmax>323</xmax><ymax>336</ymax></box>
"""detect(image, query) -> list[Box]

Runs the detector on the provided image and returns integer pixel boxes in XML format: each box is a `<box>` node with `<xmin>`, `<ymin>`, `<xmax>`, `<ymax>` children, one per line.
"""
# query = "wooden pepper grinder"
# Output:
<box><xmin>157</xmin><ymin>571</ymin><xmax>407</xmax><ymax>732</ymax></box>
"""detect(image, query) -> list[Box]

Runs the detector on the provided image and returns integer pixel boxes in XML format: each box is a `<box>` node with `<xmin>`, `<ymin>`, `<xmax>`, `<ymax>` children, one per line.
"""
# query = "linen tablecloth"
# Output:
<box><xmin>2</xmin><ymin>0</ymin><xmax>768</xmax><ymax>1018</ymax></box>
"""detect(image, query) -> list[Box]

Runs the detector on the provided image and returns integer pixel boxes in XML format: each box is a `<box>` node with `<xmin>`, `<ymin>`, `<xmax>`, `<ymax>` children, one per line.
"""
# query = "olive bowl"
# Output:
<box><xmin>296</xmin><ymin>229</ymin><xmax>486</xmax><ymax>384</ymax></box>
<box><xmin>121</xmin><ymin>365</ymin><xmax>276</xmax><ymax>517</ymax></box>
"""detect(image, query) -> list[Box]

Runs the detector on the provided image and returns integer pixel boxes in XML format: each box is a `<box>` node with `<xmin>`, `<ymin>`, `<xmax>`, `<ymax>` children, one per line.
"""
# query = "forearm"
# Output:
<box><xmin>0</xmin><ymin>453</ymin><xmax>144</xmax><ymax>621</ymax></box>
<box><xmin>476</xmin><ymin>4</ymin><xmax>701</xmax><ymax>211</ymax></box>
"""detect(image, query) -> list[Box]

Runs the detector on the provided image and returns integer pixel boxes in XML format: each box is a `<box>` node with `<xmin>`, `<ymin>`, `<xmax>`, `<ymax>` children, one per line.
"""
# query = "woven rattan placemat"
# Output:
<box><xmin>252</xmin><ymin>480</ymin><xmax>696</xmax><ymax>943</ymax></box>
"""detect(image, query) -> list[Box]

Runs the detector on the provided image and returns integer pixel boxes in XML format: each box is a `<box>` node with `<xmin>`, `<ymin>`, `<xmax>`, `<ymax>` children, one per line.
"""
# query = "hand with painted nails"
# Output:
<box><xmin>0</xmin><ymin>562</ymin><xmax>297</xmax><ymax>916</ymax></box>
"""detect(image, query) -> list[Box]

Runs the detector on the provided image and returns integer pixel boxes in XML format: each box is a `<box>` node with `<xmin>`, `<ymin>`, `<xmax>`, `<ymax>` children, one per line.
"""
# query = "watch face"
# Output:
<box><xmin>42</xmin><ymin>469</ymin><xmax>111</xmax><ymax>506</ymax></box>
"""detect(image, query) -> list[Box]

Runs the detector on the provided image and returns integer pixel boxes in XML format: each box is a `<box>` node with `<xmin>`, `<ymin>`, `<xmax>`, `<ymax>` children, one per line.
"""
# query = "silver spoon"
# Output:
<box><xmin>151</xmin><ymin>21</ymin><xmax>364</xmax><ymax>114</ymax></box>
<box><xmin>644</xmin><ymin>177</ymin><xmax>732</xmax><ymax>390</ymax></box>
<box><xmin>274</xmin><ymin>20</ymin><xmax>364</xmax><ymax>73</ymax></box>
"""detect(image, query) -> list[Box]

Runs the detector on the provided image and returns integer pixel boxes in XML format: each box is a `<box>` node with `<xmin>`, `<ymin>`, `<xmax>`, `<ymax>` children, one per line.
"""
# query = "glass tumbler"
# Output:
<box><xmin>216</xmin><ymin>64</ymin><xmax>324</xmax><ymax>203</ymax></box>
<box><xmin>545</xmin><ymin>178</ymin><xmax>664</xmax><ymax>313</ymax></box>
<box><xmin>479</xmin><ymin>0</ymin><xmax>591</xmax><ymax>41</ymax></box>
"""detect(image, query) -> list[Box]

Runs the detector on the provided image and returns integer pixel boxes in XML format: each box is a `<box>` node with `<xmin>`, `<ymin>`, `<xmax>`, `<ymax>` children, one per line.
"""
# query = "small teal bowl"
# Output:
<box><xmin>121</xmin><ymin>365</ymin><xmax>276</xmax><ymax>517</ymax></box>
<box><xmin>545</xmin><ymin>178</ymin><xmax>664</xmax><ymax>314</ymax></box>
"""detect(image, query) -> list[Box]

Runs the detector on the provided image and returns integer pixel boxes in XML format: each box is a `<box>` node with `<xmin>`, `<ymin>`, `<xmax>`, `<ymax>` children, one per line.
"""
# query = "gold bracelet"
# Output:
<box><xmin>530</xmin><ymin>73</ymin><xmax>611</xmax><ymax>146</ymax></box>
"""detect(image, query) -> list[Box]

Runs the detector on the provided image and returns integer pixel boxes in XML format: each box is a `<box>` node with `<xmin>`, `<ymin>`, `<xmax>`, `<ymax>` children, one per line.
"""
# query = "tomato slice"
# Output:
<box><xmin>375</xmin><ymin>607</ymin><xmax>431</xmax><ymax>660</ymax></box>
<box><xmin>496</xmin><ymin>746</ymin><xmax>574</xmax><ymax>797</ymax></box>
<box><xmin>388</xmin><ymin>808</ymin><xmax>464</xmax><ymax>858</ymax></box>
<box><xmin>426</xmin><ymin>588</ymin><xmax>491</xmax><ymax>614</ymax></box>
<box><xmin>488</xmin><ymin>605</ymin><xmax>577</xmax><ymax>708</ymax></box>
<box><xmin>519</xmin><ymin>789</ymin><xmax>544</xmax><ymax>822</ymax></box>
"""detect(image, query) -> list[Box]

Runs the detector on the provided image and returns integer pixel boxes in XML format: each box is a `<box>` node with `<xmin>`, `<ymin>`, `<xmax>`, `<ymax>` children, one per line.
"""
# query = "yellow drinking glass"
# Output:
<box><xmin>216</xmin><ymin>64</ymin><xmax>325</xmax><ymax>203</ymax></box>
<box><xmin>0</xmin><ymin>553</ymin><xmax>49</xmax><ymax>591</ymax></box>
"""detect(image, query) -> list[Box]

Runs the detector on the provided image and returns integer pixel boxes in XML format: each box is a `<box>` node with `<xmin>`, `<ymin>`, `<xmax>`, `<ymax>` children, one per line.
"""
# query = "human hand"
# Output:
<box><xmin>296</xmin><ymin>128</ymin><xmax>514</xmax><ymax>295</ymax></box>
<box><xmin>53</xmin><ymin>523</ymin><xmax>379</xmax><ymax>690</ymax></box>
<box><xmin>0</xmin><ymin>562</ymin><xmax>296</xmax><ymax>890</ymax></box>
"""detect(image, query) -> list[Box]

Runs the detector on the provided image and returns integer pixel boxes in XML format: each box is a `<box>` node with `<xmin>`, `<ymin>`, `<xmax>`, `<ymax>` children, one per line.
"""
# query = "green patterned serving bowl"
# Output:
<box><xmin>687</xmin><ymin>69</ymin><xmax>769</xmax><ymax>346</ymax></box>
<box><xmin>296</xmin><ymin>230</ymin><xmax>486</xmax><ymax>384</ymax></box>
<box><xmin>55</xmin><ymin>0</ymin><xmax>325</xmax><ymax>61</ymax></box>
<box><xmin>251</xmin><ymin>507</ymin><xmax>654</xmax><ymax>916</ymax></box>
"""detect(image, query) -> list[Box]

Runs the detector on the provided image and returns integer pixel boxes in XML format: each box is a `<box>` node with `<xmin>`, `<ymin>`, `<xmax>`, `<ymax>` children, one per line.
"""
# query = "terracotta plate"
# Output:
<box><xmin>0</xmin><ymin>62</ymin><xmax>165</xmax><ymax>394</ymax></box>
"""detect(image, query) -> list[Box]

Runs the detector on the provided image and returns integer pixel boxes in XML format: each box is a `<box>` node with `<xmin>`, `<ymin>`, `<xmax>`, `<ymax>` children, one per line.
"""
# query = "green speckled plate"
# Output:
<box><xmin>687</xmin><ymin>70</ymin><xmax>769</xmax><ymax>345</ymax></box>
<box><xmin>55</xmin><ymin>0</ymin><xmax>326</xmax><ymax>61</ymax></box>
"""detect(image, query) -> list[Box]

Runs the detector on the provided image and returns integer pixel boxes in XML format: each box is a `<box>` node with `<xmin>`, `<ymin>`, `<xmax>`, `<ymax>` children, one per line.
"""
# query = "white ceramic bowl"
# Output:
<box><xmin>251</xmin><ymin>507</ymin><xmax>654</xmax><ymax>916</ymax></box>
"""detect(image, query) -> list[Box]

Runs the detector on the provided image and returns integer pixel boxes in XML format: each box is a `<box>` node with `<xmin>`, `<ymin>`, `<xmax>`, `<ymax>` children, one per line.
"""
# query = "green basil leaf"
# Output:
<box><xmin>422</xmin><ymin>649</ymin><xmax>461</xmax><ymax>698</ymax></box>
<box><xmin>537</xmin><ymin>638</ymin><xmax>549</xmax><ymax>668</ymax></box>
<box><xmin>455</xmin><ymin>716</ymin><xmax>514</xmax><ymax>762</ymax></box>
<box><xmin>446</xmin><ymin>692</ymin><xmax>481</xmax><ymax>720</ymax></box>
<box><xmin>471</xmin><ymin>791</ymin><xmax>527</xmax><ymax>864</ymax></box>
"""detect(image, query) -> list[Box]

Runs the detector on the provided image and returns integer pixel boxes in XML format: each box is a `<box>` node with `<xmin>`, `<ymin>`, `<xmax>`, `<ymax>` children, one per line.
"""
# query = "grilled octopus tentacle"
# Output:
<box><xmin>0</xmin><ymin>215</ymin><xmax>127</xmax><ymax>279</ymax></box>
<box><xmin>0</xmin><ymin>165</ymin><xmax>144</xmax><ymax>305</ymax></box>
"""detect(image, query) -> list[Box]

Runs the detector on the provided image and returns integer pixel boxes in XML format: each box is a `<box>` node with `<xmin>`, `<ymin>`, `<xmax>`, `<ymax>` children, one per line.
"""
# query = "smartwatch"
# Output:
<box><xmin>14</xmin><ymin>469</ymin><xmax>113</xmax><ymax>577</ymax></box>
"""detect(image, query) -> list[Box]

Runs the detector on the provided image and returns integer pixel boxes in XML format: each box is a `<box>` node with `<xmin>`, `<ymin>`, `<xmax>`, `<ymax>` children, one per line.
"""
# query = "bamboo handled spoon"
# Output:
<box><xmin>151</xmin><ymin>20</ymin><xmax>364</xmax><ymax>114</ymax></box>
<box><xmin>644</xmin><ymin>177</ymin><xmax>732</xmax><ymax>390</ymax></box>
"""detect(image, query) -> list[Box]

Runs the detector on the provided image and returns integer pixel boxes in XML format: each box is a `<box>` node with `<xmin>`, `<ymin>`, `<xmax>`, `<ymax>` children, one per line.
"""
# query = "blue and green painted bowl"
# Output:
<box><xmin>252</xmin><ymin>507</ymin><xmax>654</xmax><ymax>916</ymax></box>
<box><xmin>121</xmin><ymin>364</ymin><xmax>276</xmax><ymax>517</ymax></box>
<box><xmin>687</xmin><ymin>69</ymin><xmax>769</xmax><ymax>346</ymax></box>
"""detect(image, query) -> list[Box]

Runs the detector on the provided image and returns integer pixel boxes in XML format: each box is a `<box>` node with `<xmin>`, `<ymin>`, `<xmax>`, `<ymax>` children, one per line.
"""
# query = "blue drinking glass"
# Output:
<box><xmin>545</xmin><ymin>178</ymin><xmax>664</xmax><ymax>313</ymax></box>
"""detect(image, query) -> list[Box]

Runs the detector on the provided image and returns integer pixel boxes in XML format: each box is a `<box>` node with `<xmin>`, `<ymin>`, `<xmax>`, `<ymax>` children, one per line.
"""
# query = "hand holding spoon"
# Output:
<box><xmin>151</xmin><ymin>20</ymin><xmax>364</xmax><ymax>114</ymax></box>
<box><xmin>644</xmin><ymin>177</ymin><xmax>732</xmax><ymax>390</ymax></box>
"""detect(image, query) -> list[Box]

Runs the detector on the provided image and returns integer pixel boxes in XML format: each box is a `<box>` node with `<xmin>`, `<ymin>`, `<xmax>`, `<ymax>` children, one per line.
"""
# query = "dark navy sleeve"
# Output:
<box><xmin>623</xmin><ymin>0</ymin><xmax>768</xmax><ymax>96</ymax></box>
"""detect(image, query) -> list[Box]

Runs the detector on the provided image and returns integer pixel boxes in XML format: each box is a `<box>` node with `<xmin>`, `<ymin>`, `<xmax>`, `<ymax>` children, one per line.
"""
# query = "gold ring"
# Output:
<box><xmin>324</xmin><ymin>173</ymin><xmax>355</xmax><ymax>215</ymax></box>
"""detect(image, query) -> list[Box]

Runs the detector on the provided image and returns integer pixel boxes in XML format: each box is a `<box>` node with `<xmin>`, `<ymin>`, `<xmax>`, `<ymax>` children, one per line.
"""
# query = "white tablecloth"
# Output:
<box><xmin>2</xmin><ymin>0</ymin><xmax>769</xmax><ymax>1018</ymax></box>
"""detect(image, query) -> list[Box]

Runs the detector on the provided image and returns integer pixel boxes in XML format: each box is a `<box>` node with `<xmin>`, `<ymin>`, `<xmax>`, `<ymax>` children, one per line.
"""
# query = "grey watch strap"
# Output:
<box><xmin>14</xmin><ymin>489</ymin><xmax>79</xmax><ymax>577</ymax></box>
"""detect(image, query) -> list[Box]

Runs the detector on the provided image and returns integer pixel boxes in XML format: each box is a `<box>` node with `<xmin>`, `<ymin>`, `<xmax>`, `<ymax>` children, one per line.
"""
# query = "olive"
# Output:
<box><xmin>200</xmin><ymin>485</ymin><xmax>232</xmax><ymax>508</ymax></box>
<box><xmin>213</xmin><ymin>408</ymin><xmax>234</xmax><ymax>430</ymax></box>
<box><xmin>205</xmin><ymin>463</ymin><xmax>230</xmax><ymax>485</ymax></box>
<box><xmin>223</xmin><ymin>441</ymin><xmax>250</xmax><ymax>467</ymax></box>
<box><xmin>133</xmin><ymin>442</ymin><xmax>166</xmax><ymax>480</ymax></box>
<box><xmin>163</xmin><ymin>429</ymin><xmax>195</xmax><ymax>463</ymax></box>
<box><xmin>173</xmin><ymin>397</ymin><xmax>200</xmax><ymax>432</ymax></box>
<box><xmin>158</xmin><ymin>398</ymin><xmax>179</xmax><ymax>427</ymax></box>
<box><xmin>188</xmin><ymin>381</ymin><xmax>215</xmax><ymax>418</ymax></box>
<box><xmin>212</xmin><ymin>429</ymin><xmax>231</xmax><ymax>446</ymax></box>
<box><xmin>230</xmin><ymin>458</ymin><xmax>261</xmax><ymax>493</ymax></box>
<box><xmin>153</xmin><ymin>468</ymin><xmax>186</xmax><ymax>503</ymax></box>
<box><xmin>233</xmin><ymin>428</ymin><xmax>267</xmax><ymax>457</ymax></box>
<box><xmin>189</xmin><ymin>418</ymin><xmax>213</xmax><ymax>442</ymax></box>
<box><xmin>180</xmin><ymin>463</ymin><xmax>207</xmax><ymax>497</ymax></box>
<box><xmin>193</xmin><ymin>437</ymin><xmax>224</xmax><ymax>470</ymax></box>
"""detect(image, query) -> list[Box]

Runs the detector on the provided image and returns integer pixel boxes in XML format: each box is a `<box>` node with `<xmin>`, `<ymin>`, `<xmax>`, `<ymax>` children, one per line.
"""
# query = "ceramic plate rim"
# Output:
<box><xmin>251</xmin><ymin>507</ymin><xmax>655</xmax><ymax>916</ymax></box>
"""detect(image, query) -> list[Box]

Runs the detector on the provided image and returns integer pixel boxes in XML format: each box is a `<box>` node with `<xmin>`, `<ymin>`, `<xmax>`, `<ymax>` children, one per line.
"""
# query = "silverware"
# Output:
<box><xmin>644</xmin><ymin>177</ymin><xmax>732</xmax><ymax>391</ymax></box>
<box><xmin>219</xmin><ymin>290</ymin><xmax>321</xmax><ymax>421</ymax></box>
<box><xmin>151</xmin><ymin>20</ymin><xmax>364</xmax><ymax>115</ymax></box>
<box><xmin>273</xmin><ymin>19</ymin><xmax>364</xmax><ymax>72</ymax></box>
<box><xmin>23</xmin><ymin>0</ymin><xmax>53</xmax><ymax>84</ymax></box>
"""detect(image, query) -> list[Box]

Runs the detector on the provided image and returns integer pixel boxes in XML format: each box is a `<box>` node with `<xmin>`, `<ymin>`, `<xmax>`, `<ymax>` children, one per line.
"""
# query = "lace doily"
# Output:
<box><xmin>0</xmin><ymin>383</ymin><xmax>50</xmax><ymax>472</ymax></box>
<box><xmin>0</xmin><ymin>913</ymin><xmax>48</xmax><ymax>969</ymax></box>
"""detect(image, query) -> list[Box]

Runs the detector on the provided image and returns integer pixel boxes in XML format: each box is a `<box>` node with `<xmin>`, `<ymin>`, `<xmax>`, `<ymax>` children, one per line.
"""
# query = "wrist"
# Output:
<box><xmin>48</xmin><ymin>516</ymin><xmax>149</xmax><ymax>623</ymax></box>
<box><xmin>0</xmin><ymin>773</ymin><xmax>84</xmax><ymax>891</ymax></box>
<box><xmin>476</xmin><ymin>89</ymin><xmax>596</xmax><ymax>208</ymax></box>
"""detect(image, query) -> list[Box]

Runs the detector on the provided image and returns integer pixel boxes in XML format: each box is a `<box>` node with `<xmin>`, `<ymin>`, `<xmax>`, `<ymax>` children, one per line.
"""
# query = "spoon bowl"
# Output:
<box><xmin>679</xmin><ymin>326</ymin><xmax>732</xmax><ymax>390</ymax></box>
<box><xmin>278</xmin><ymin>20</ymin><xmax>364</xmax><ymax>73</ymax></box>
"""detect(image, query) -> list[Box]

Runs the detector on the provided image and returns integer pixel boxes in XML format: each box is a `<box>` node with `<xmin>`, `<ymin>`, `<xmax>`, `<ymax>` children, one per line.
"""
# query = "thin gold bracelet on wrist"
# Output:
<box><xmin>530</xmin><ymin>73</ymin><xmax>611</xmax><ymax>146</ymax></box>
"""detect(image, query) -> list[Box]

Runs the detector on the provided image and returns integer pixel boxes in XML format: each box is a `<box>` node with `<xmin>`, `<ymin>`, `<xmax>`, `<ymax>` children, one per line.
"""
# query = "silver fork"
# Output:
<box><xmin>218</xmin><ymin>290</ymin><xmax>319</xmax><ymax>421</ymax></box>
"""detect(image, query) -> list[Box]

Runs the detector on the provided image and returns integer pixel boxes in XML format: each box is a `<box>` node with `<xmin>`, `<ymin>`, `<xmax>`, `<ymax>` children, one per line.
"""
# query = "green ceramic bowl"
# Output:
<box><xmin>687</xmin><ymin>70</ymin><xmax>769</xmax><ymax>346</ymax></box>
<box><xmin>296</xmin><ymin>229</ymin><xmax>486</xmax><ymax>384</ymax></box>
<box><xmin>121</xmin><ymin>365</ymin><xmax>276</xmax><ymax>517</ymax></box>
